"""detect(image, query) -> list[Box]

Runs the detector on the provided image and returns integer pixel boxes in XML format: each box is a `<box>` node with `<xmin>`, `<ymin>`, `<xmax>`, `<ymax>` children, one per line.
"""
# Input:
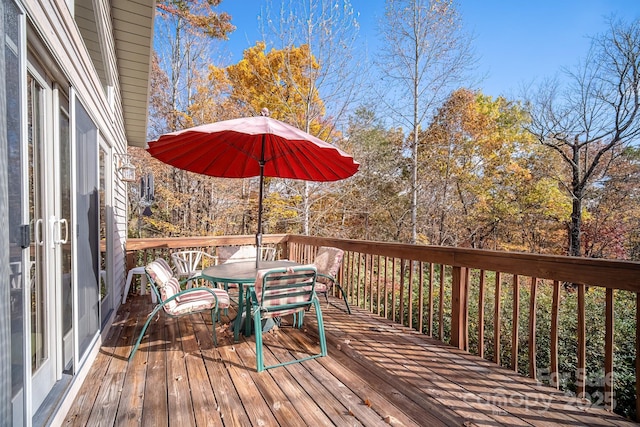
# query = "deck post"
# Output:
<box><xmin>281</xmin><ymin>239</ymin><xmax>289</xmax><ymax>261</ymax></box>
<box><xmin>451</xmin><ymin>266</ymin><xmax>468</xmax><ymax>350</ymax></box>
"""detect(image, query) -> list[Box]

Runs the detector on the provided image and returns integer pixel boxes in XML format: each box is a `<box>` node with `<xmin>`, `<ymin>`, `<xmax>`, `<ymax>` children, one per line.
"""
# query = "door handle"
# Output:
<box><xmin>34</xmin><ymin>218</ymin><xmax>44</xmax><ymax>247</ymax></box>
<box><xmin>58</xmin><ymin>218</ymin><xmax>68</xmax><ymax>244</ymax></box>
<box><xmin>51</xmin><ymin>217</ymin><xmax>69</xmax><ymax>247</ymax></box>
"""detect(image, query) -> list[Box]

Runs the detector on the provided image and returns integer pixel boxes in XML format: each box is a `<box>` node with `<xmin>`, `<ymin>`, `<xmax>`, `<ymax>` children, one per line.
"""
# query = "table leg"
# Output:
<box><xmin>244</xmin><ymin>287</ymin><xmax>252</xmax><ymax>338</ymax></box>
<box><xmin>233</xmin><ymin>285</ymin><xmax>244</xmax><ymax>342</ymax></box>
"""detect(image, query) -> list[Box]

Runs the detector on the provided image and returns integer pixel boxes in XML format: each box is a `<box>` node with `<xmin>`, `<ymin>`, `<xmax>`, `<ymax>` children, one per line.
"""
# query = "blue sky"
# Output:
<box><xmin>218</xmin><ymin>0</ymin><xmax>640</xmax><ymax>98</ymax></box>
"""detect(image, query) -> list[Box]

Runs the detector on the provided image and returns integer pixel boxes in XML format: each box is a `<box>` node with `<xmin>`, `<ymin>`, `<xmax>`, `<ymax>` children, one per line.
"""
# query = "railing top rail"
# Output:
<box><xmin>284</xmin><ymin>235</ymin><xmax>640</xmax><ymax>292</ymax></box>
<box><xmin>126</xmin><ymin>234</ymin><xmax>288</xmax><ymax>251</ymax></box>
<box><xmin>126</xmin><ymin>234</ymin><xmax>640</xmax><ymax>292</ymax></box>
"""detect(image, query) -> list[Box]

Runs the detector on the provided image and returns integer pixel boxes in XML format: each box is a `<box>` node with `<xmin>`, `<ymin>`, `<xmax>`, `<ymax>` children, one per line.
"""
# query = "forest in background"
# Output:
<box><xmin>130</xmin><ymin>1</ymin><xmax>640</xmax><ymax>261</ymax></box>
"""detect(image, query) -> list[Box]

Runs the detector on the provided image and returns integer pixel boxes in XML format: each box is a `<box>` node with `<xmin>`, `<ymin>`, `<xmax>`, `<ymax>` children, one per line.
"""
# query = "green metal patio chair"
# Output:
<box><xmin>128</xmin><ymin>258</ymin><xmax>230</xmax><ymax>361</ymax></box>
<box><xmin>248</xmin><ymin>265</ymin><xmax>327</xmax><ymax>372</ymax></box>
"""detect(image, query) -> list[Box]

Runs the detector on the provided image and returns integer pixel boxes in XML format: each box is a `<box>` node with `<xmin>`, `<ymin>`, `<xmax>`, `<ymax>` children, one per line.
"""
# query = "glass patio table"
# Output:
<box><xmin>201</xmin><ymin>260</ymin><xmax>299</xmax><ymax>341</ymax></box>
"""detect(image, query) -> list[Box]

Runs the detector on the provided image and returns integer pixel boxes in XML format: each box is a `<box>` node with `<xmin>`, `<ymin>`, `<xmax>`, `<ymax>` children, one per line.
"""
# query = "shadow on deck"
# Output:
<box><xmin>62</xmin><ymin>294</ymin><xmax>636</xmax><ymax>426</ymax></box>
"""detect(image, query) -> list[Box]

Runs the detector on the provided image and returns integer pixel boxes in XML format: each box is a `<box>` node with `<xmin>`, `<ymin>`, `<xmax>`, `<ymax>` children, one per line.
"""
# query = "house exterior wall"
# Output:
<box><xmin>1</xmin><ymin>0</ymin><xmax>153</xmax><ymax>424</ymax></box>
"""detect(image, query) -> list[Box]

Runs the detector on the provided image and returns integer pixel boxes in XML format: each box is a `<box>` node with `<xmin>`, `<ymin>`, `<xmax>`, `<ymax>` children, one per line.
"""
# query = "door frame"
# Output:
<box><xmin>99</xmin><ymin>139</ymin><xmax>114</xmax><ymax>326</ymax></box>
<box><xmin>25</xmin><ymin>51</ymin><xmax>62</xmax><ymax>416</ymax></box>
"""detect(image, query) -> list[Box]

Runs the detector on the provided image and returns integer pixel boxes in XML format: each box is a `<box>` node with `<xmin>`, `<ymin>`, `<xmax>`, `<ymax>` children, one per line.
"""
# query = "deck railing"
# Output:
<box><xmin>126</xmin><ymin>234</ymin><xmax>640</xmax><ymax>419</ymax></box>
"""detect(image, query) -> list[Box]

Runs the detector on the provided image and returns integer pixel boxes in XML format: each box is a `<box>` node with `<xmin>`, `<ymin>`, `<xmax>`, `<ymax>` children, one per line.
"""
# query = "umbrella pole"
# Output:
<box><xmin>256</xmin><ymin>164</ymin><xmax>264</xmax><ymax>269</ymax></box>
<box><xmin>256</xmin><ymin>134</ymin><xmax>266</xmax><ymax>268</ymax></box>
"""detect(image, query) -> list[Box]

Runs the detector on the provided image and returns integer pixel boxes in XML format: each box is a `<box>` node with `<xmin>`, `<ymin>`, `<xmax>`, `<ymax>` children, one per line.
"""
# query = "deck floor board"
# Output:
<box><xmin>62</xmin><ymin>295</ymin><xmax>637</xmax><ymax>427</ymax></box>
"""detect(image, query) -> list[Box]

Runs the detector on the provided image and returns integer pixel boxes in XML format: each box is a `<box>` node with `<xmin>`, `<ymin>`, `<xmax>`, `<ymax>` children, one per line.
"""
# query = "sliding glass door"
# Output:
<box><xmin>3</xmin><ymin>4</ymin><xmax>104</xmax><ymax>422</ymax></box>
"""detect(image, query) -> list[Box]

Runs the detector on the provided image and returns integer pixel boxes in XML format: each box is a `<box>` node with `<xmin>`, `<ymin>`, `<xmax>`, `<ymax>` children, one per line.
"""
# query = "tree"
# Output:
<box><xmin>259</xmin><ymin>0</ymin><xmax>362</xmax><ymax>235</ymax></box>
<box><xmin>581</xmin><ymin>146</ymin><xmax>640</xmax><ymax>259</ymax></box>
<box><xmin>156</xmin><ymin>1</ymin><xmax>234</xmax><ymax>39</ymax></box>
<box><xmin>203</xmin><ymin>39</ymin><xmax>361</xmax><ymax>238</ymax></box>
<box><xmin>341</xmin><ymin>106</ymin><xmax>409</xmax><ymax>241</ymax></box>
<box><xmin>153</xmin><ymin>0</ymin><xmax>235</xmax><ymax>134</ymax></box>
<box><xmin>207</xmin><ymin>42</ymin><xmax>326</xmax><ymax>124</ymax></box>
<box><xmin>526</xmin><ymin>18</ymin><xmax>640</xmax><ymax>257</ymax></box>
<box><xmin>200</xmin><ymin>42</ymin><xmax>330</xmax><ymax>237</ymax></box>
<box><xmin>377</xmin><ymin>0</ymin><xmax>475</xmax><ymax>244</ymax></box>
<box><xmin>421</xmin><ymin>89</ymin><xmax>569</xmax><ymax>250</ymax></box>
<box><xmin>147</xmin><ymin>53</ymin><xmax>172</xmax><ymax>139</ymax></box>
<box><xmin>144</xmin><ymin>1</ymin><xmax>236</xmax><ymax>238</ymax></box>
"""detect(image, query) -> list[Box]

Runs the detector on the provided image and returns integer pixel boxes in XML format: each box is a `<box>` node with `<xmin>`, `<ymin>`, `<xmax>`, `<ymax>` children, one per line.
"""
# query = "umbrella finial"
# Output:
<box><xmin>260</xmin><ymin>107</ymin><xmax>270</xmax><ymax>117</ymax></box>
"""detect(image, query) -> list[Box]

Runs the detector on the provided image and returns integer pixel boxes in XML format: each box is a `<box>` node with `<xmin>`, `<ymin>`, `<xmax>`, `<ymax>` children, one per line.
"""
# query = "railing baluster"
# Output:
<box><xmin>465</xmin><ymin>268</ymin><xmax>470</xmax><ymax>351</ymax></box>
<box><xmin>439</xmin><ymin>264</ymin><xmax>445</xmax><ymax>341</ymax></box>
<box><xmin>551</xmin><ymin>280</ymin><xmax>560</xmax><ymax>388</ymax></box>
<box><xmin>348</xmin><ymin>251</ymin><xmax>355</xmax><ymax>307</ymax></box>
<box><xmin>399</xmin><ymin>259</ymin><xmax>405</xmax><ymax>324</ymax></box>
<box><xmin>494</xmin><ymin>272</ymin><xmax>502</xmax><ymax>365</ymax></box>
<box><xmin>357</xmin><ymin>252</ymin><xmax>362</xmax><ymax>309</ymax></box>
<box><xmin>376</xmin><ymin>254</ymin><xmax>382</xmax><ymax>316</ymax></box>
<box><xmin>418</xmin><ymin>261</ymin><xmax>424</xmax><ymax>334</ymax></box>
<box><xmin>512</xmin><ymin>274</ymin><xmax>520</xmax><ymax>372</ymax></box>
<box><xmin>529</xmin><ymin>277</ymin><xmax>538</xmax><ymax>379</ymax></box>
<box><xmin>408</xmin><ymin>260</ymin><xmax>414</xmax><ymax>330</ymax></box>
<box><xmin>365</xmin><ymin>253</ymin><xmax>370</xmax><ymax>311</ymax></box>
<box><xmin>428</xmin><ymin>263</ymin><xmax>434</xmax><ymax>337</ymax></box>
<box><xmin>577</xmin><ymin>283</ymin><xmax>586</xmax><ymax>398</ymax></box>
<box><xmin>605</xmin><ymin>288</ymin><xmax>614</xmax><ymax>411</ymax></box>
<box><xmin>391</xmin><ymin>257</ymin><xmax>397</xmax><ymax>322</ymax></box>
<box><xmin>478</xmin><ymin>270</ymin><xmax>485</xmax><ymax>359</ymax></box>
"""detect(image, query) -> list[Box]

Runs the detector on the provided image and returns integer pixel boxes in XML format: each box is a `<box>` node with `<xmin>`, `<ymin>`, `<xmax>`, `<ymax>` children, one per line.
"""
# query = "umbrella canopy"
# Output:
<box><xmin>147</xmin><ymin>114</ymin><xmax>359</xmax><ymax>264</ymax></box>
<box><xmin>147</xmin><ymin>115</ymin><xmax>359</xmax><ymax>181</ymax></box>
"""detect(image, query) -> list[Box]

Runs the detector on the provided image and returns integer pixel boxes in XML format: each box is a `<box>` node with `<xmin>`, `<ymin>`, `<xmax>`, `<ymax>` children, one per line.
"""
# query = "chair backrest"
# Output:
<box><xmin>260</xmin><ymin>246</ymin><xmax>277</xmax><ymax>261</ymax></box>
<box><xmin>313</xmin><ymin>246</ymin><xmax>344</xmax><ymax>279</ymax></box>
<box><xmin>254</xmin><ymin>265</ymin><xmax>317</xmax><ymax>318</ymax></box>
<box><xmin>218</xmin><ymin>245</ymin><xmax>258</xmax><ymax>264</ymax></box>
<box><xmin>145</xmin><ymin>259</ymin><xmax>181</xmax><ymax>311</ymax></box>
<box><xmin>171</xmin><ymin>250</ymin><xmax>206</xmax><ymax>276</ymax></box>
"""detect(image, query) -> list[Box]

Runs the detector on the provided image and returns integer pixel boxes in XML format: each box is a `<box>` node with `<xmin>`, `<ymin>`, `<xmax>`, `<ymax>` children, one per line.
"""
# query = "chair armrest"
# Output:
<box><xmin>169</xmin><ymin>285</ymin><xmax>224</xmax><ymax>306</ymax></box>
<box><xmin>201</xmin><ymin>253</ymin><xmax>219</xmax><ymax>266</ymax></box>
<box><xmin>317</xmin><ymin>273</ymin><xmax>337</xmax><ymax>283</ymax></box>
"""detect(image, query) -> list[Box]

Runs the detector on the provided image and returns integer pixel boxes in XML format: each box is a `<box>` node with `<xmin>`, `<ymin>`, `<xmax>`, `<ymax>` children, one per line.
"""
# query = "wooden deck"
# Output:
<box><xmin>62</xmin><ymin>294</ymin><xmax>636</xmax><ymax>426</ymax></box>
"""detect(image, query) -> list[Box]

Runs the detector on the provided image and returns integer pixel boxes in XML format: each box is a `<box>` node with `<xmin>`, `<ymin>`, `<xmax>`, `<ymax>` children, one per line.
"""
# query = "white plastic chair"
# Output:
<box><xmin>260</xmin><ymin>246</ymin><xmax>276</xmax><ymax>261</ymax></box>
<box><xmin>171</xmin><ymin>250</ymin><xmax>218</xmax><ymax>288</ymax></box>
<box><xmin>217</xmin><ymin>245</ymin><xmax>276</xmax><ymax>264</ymax></box>
<box><xmin>217</xmin><ymin>245</ymin><xmax>258</xmax><ymax>264</ymax></box>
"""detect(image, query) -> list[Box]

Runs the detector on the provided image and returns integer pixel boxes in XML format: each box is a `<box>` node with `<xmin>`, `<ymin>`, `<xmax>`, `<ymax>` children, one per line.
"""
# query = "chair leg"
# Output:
<box><xmin>210</xmin><ymin>308</ymin><xmax>218</xmax><ymax>346</ymax></box>
<box><xmin>129</xmin><ymin>305</ymin><xmax>163</xmax><ymax>361</ymax></box>
<box><xmin>313</xmin><ymin>299</ymin><xmax>328</xmax><ymax>357</ymax></box>
<box><xmin>334</xmin><ymin>283</ymin><xmax>351</xmax><ymax>314</ymax></box>
<box><xmin>292</xmin><ymin>311</ymin><xmax>305</xmax><ymax>328</ymax></box>
<box><xmin>254</xmin><ymin>310</ymin><xmax>265</xmax><ymax>372</ymax></box>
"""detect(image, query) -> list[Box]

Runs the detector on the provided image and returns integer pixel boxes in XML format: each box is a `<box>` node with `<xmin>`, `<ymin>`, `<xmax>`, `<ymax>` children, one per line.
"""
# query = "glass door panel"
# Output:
<box><xmin>27</xmin><ymin>74</ymin><xmax>48</xmax><ymax>374</ymax></box>
<box><xmin>75</xmin><ymin>99</ymin><xmax>100</xmax><ymax>359</ymax></box>
<box><xmin>27</xmin><ymin>69</ymin><xmax>57</xmax><ymax>413</ymax></box>
<box><xmin>59</xmin><ymin>93</ymin><xmax>73</xmax><ymax>372</ymax></box>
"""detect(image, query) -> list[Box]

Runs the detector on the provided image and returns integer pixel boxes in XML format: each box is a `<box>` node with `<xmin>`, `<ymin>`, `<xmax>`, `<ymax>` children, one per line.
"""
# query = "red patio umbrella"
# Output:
<box><xmin>147</xmin><ymin>112</ymin><xmax>359</xmax><ymax>265</ymax></box>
